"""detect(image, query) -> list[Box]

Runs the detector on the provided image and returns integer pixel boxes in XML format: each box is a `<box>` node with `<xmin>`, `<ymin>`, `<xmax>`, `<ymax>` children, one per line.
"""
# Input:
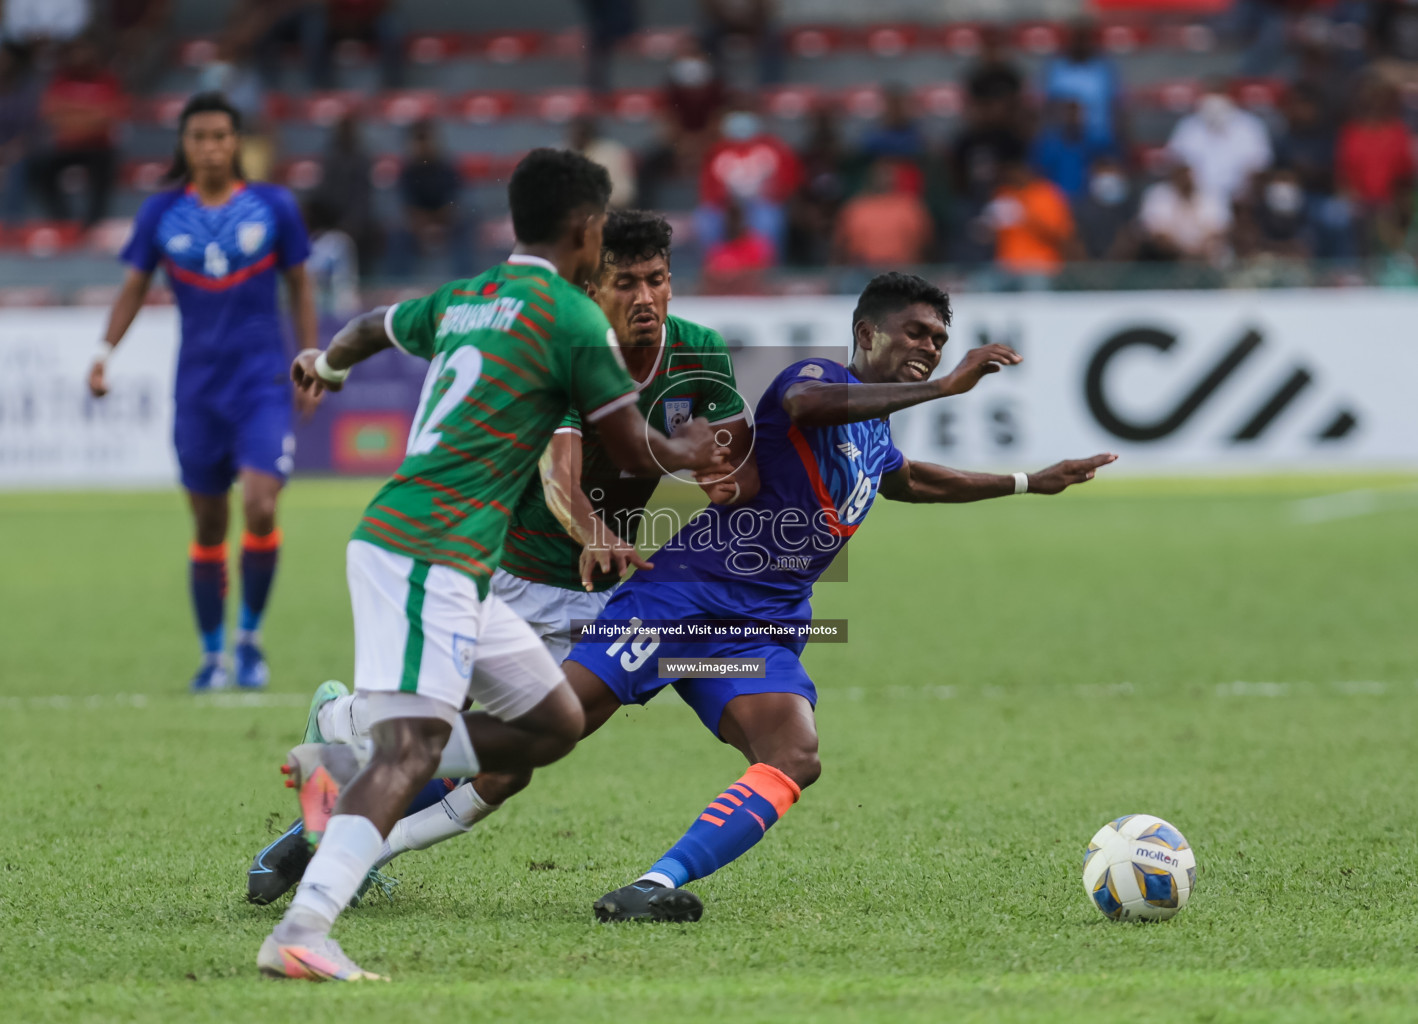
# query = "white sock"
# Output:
<box><xmin>637</xmin><ymin>871</ymin><xmax>676</xmax><ymax>889</ymax></box>
<box><xmin>316</xmin><ymin>694</ymin><xmax>366</xmax><ymax>745</ymax></box>
<box><xmin>376</xmin><ymin>782</ymin><xmax>497</xmax><ymax>868</ymax></box>
<box><xmin>282</xmin><ymin>814</ymin><xmax>383</xmax><ymax>936</ymax></box>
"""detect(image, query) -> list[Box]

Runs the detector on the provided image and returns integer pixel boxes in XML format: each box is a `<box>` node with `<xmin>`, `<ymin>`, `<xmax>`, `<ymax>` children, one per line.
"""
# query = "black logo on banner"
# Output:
<box><xmin>1084</xmin><ymin>326</ymin><xmax>1359</xmax><ymax>444</ymax></box>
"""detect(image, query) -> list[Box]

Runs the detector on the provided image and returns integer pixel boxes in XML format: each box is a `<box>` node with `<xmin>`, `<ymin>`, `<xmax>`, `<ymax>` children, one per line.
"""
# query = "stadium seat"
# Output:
<box><xmin>0</xmin><ymin>285</ymin><xmax>62</xmax><ymax>306</ymax></box>
<box><xmin>372</xmin><ymin>90</ymin><xmax>444</xmax><ymax>126</ymax></box>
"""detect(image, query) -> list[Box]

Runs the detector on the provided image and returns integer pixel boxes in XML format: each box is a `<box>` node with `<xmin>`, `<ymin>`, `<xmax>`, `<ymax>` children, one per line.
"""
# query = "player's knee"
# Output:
<box><xmin>766</xmin><ymin>747</ymin><xmax>821</xmax><ymax>791</ymax></box>
<box><xmin>243</xmin><ymin>494</ymin><xmax>278</xmax><ymax>536</ymax></box>
<box><xmin>526</xmin><ymin>682</ymin><xmax>584</xmax><ymax>766</ymax></box>
<box><xmin>369</xmin><ymin>723</ymin><xmax>447</xmax><ymax>784</ymax></box>
<box><xmin>537</xmin><ymin>705</ymin><xmax>584</xmax><ymax>766</ymax></box>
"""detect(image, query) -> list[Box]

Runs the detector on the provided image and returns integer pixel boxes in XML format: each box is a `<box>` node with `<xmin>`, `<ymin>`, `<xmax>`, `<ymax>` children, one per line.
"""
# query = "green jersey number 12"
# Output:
<box><xmin>407</xmin><ymin>347</ymin><xmax>484</xmax><ymax>457</ymax></box>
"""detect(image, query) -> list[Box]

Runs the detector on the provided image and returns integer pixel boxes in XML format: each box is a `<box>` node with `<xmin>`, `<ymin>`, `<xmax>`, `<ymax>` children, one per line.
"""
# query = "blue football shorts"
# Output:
<box><xmin>564</xmin><ymin>579</ymin><xmax>818</xmax><ymax>738</ymax></box>
<box><xmin>173</xmin><ymin>390</ymin><xmax>294</xmax><ymax>495</ymax></box>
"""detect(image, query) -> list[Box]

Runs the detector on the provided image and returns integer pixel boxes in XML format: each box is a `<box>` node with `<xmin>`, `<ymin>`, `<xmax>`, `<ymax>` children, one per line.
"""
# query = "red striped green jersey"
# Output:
<box><xmin>351</xmin><ymin>256</ymin><xmax>637</xmax><ymax>596</ymax></box>
<box><xmin>501</xmin><ymin>315</ymin><xmax>745</xmax><ymax>592</ymax></box>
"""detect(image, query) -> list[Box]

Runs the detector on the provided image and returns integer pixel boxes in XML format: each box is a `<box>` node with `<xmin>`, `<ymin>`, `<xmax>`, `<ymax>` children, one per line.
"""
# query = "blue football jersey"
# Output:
<box><xmin>121</xmin><ymin>182</ymin><xmax>310</xmax><ymax>409</ymax></box>
<box><xmin>637</xmin><ymin>358</ymin><xmax>904</xmax><ymax>605</ymax></box>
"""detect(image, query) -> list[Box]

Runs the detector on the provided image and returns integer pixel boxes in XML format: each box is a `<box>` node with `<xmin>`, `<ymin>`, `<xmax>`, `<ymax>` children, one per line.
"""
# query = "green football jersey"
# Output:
<box><xmin>501</xmin><ymin>314</ymin><xmax>745</xmax><ymax>592</ymax></box>
<box><xmin>351</xmin><ymin>256</ymin><xmax>637</xmax><ymax>597</ymax></box>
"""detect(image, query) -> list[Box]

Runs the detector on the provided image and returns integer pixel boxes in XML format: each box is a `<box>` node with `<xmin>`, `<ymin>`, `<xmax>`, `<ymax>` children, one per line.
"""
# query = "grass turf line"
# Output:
<box><xmin>1</xmin><ymin>475</ymin><xmax>1415</xmax><ymax>1022</ymax></box>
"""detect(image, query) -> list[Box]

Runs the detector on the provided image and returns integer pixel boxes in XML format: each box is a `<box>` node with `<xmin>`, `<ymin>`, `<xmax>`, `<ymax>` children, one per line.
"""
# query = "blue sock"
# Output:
<box><xmin>238</xmin><ymin>528</ymin><xmax>281</xmax><ymax>638</ymax></box>
<box><xmin>189</xmin><ymin>542</ymin><xmax>227</xmax><ymax>657</ymax></box>
<box><xmin>403</xmin><ymin>777</ymin><xmax>461</xmax><ymax>818</ymax></box>
<box><xmin>642</xmin><ymin>764</ymin><xmax>801</xmax><ymax>887</ymax></box>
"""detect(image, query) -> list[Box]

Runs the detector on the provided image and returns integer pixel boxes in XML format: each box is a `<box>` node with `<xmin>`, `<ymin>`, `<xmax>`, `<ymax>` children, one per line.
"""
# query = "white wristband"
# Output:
<box><xmin>95</xmin><ymin>340</ymin><xmax>115</xmax><ymax>365</ymax></box>
<box><xmin>314</xmin><ymin>350</ymin><xmax>350</xmax><ymax>383</ymax></box>
<box><xmin>1012</xmin><ymin>472</ymin><xmax>1029</xmax><ymax>495</ymax></box>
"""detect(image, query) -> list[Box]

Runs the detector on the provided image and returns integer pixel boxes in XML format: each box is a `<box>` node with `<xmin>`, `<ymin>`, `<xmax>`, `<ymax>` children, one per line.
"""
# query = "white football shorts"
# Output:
<box><xmin>489</xmin><ymin>568</ymin><xmax>615</xmax><ymax>664</ymax></box>
<box><xmin>346</xmin><ymin>540</ymin><xmax>564</xmax><ymax>720</ymax></box>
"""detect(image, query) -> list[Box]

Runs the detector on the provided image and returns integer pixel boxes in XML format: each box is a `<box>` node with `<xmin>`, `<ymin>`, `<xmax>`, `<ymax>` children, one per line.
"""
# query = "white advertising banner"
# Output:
<box><xmin>0</xmin><ymin>308</ymin><xmax>180</xmax><ymax>487</ymax></box>
<box><xmin>675</xmin><ymin>290</ymin><xmax>1418</xmax><ymax>473</ymax></box>
<box><xmin>1</xmin><ymin>291</ymin><xmax>1414</xmax><ymax>488</ymax></box>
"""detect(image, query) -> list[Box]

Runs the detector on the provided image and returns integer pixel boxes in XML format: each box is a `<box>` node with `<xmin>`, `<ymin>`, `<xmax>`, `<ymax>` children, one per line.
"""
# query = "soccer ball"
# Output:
<box><xmin>1082</xmin><ymin>814</ymin><xmax>1196</xmax><ymax>922</ymax></box>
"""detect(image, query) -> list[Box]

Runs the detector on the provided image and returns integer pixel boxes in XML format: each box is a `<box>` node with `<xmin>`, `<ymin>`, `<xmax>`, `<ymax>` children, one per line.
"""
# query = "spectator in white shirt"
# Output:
<box><xmin>1166</xmin><ymin>84</ymin><xmax>1272</xmax><ymax>205</ymax></box>
<box><xmin>1138</xmin><ymin>162</ymin><xmax>1231</xmax><ymax>264</ymax></box>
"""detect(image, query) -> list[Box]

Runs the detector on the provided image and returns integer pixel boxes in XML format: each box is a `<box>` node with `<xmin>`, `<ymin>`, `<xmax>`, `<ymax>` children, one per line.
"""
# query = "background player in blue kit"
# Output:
<box><xmin>87</xmin><ymin>92</ymin><xmax>319</xmax><ymax>692</ymax></box>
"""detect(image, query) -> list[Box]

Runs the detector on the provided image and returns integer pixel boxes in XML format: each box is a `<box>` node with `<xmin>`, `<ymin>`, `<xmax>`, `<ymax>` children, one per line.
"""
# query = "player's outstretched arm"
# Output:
<box><xmin>537</xmin><ymin>432</ymin><xmax>654</xmax><ymax>590</ymax></box>
<box><xmin>88</xmin><ymin>267</ymin><xmax>154</xmax><ymax>398</ymax></box>
<box><xmin>290</xmin><ymin>306</ymin><xmax>393</xmax><ymax>396</ymax></box>
<box><xmin>593</xmin><ymin>404</ymin><xmax>723</xmax><ymax>477</ymax></box>
<box><xmin>879</xmin><ymin>453</ymin><xmax>1118</xmax><ymax>503</ymax></box>
<box><xmin>782</xmin><ymin>344</ymin><xmax>1021</xmax><ymax>428</ymax></box>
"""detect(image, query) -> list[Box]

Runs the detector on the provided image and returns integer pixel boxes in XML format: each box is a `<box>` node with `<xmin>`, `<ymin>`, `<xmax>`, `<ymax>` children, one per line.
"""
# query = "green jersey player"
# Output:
<box><xmin>243</xmin><ymin>210</ymin><xmax>758</xmax><ymax>911</ymax></box>
<box><xmin>493</xmin><ymin>208</ymin><xmax>756</xmax><ymax>660</ymax></box>
<box><xmin>256</xmin><ymin>149</ymin><xmax>720</xmax><ymax>983</ymax></box>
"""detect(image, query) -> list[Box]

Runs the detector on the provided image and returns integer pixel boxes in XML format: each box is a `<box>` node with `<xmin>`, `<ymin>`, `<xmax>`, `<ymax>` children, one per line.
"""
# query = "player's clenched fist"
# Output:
<box><xmin>939</xmin><ymin>343</ymin><xmax>1022</xmax><ymax>396</ymax></box>
<box><xmin>671</xmin><ymin>415</ymin><xmax>725</xmax><ymax>472</ymax></box>
<box><xmin>87</xmin><ymin>360</ymin><xmax>109</xmax><ymax>398</ymax></box>
<box><xmin>1025</xmin><ymin>453</ymin><xmax>1118</xmax><ymax>494</ymax></box>
<box><xmin>291</xmin><ymin>349</ymin><xmax>340</xmax><ymax>395</ymax></box>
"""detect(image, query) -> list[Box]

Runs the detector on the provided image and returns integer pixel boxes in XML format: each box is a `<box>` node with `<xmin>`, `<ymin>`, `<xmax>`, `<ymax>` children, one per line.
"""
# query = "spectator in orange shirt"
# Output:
<box><xmin>30</xmin><ymin>36</ymin><xmax>125</xmax><ymax>227</ymax></box>
<box><xmin>983</xmin><ymin>154</ymin><xmax>1078</xmax><ymax>281</ymax></box>
<box><xmin>833</xmin><ymin>159</ymin><xmax>934</xmax><ymax>267</ymax></box>
<box><xmin>1335</xmin><ymin>77</ymin><xmax>1415</xmax><ymax>254</ymax></box>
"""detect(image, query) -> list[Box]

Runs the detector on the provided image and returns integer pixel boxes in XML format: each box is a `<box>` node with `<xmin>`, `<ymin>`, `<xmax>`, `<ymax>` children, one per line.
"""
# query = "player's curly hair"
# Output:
<box><xmin>601</xmin><ymin>209</ymin><xmax>673</xmax><ymax>269</ymax></box>
<box><xmin>508</xmin><ymin>148</ymin><xmax>612</xmax><ymax>245</ymax></box>
<box><xmin>851</xmin><ymin>272</ymin><xmax>953</xmax><ymax>332</ymax></box>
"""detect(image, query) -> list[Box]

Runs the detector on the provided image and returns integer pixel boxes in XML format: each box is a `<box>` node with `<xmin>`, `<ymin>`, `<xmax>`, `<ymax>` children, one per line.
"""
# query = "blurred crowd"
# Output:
<box><xmin>4</xmin><ymin>0</ymin><xmax>1418</xmax><ymax>296</ymax></box>
<box><xmin>649</xmin><ymin>10</ymin><xmax>1418</xmax><ymax>291</ymax></box>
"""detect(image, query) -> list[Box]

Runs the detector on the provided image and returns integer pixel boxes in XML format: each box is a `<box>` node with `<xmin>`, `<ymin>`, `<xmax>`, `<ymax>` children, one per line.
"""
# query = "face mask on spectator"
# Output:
<box><xmin>1265</xmin><ymin>180</ymin><xmax>1304</xmax><ymax>215</ymax></box>
<box><xmin>198</xmin><ymin>61</ymin><xmax>235</xmax><ymax>92</ymax></box>
<box><xmin>722</xmin><ymin>112</ymin><xmax>762</xmax><ymax>141</ymax></box>
<box><xmin>671</xmin><ymin>57</ymin><xmax>713</xmax><ymax>87</ymax></box>
<box><xmin>1090</xmin><ymin>172</ymin><xmax>1127</xmax><ymax>206</ymax></box>
<box><xmin>1199</xmin><ymin>94</ymin><xmax>1235</xmax><ymax>129</ymax></box>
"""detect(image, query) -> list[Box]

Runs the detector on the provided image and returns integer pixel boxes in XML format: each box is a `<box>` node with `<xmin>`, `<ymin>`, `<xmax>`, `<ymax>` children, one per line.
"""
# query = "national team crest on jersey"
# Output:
<box><xmin>663</xmin><ymin>399</ymin><xmax>693</xmax><ymax>433</ymax></box>
<box><xmin>451</xmin><ymin>633</ymin><xmax>477</xmax><ymax>678</ymax></box>
<box><xmin>238</xmin><ymin>221</ymin><xmax>267</xmax><ymax>255</ymax></box>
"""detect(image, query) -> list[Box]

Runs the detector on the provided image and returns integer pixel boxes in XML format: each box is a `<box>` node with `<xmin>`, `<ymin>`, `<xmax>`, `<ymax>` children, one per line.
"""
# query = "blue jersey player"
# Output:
<box><xmin>88</xmin><ymin>93</ymin><xmax>318</xmax><ymax>691</ymax></box>
<box><xmin>567</xmin><ymin>273</ymin><xmax>1116</xmax><ymax>921</ymax></box>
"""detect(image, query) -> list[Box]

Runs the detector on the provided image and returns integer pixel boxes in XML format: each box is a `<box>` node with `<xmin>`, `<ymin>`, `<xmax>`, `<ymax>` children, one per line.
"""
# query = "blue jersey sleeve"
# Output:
<box><xmin>119</xmin><ymin>191</ymin><xmax>177</xmax><ymax>273</ymax></box>
<box><xmin>267</xmin><ymin>186</ymin><xmax>312</xmax><ymax>269</ymax></box>
<box><xmin>771</xmin><ymin>358</ymin><xmax>848</xmax><ymax>410</ymax></box>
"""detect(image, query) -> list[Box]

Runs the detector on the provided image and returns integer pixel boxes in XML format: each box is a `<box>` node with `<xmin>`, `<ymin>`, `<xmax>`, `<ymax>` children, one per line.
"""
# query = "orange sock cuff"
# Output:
<box><xmin>189</xmin><ymin>541</ymin><xmax>228</xmax><ymax>563</ymax></box>
<box><xmin>739</xmin><ymin>763</ymin><xmax>801</xmax><ymax>818</ymax></box>
<box><xmin>241</xmin><ymin>527</ymin><xmax>283</xmax><ymax>552</ymax></box>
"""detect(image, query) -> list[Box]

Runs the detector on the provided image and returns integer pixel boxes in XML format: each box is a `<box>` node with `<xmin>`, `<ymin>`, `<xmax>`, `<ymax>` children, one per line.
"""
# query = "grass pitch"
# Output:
<box><xmin>2</xmin><ymin>474</ymin><xmax>1417</xmax><ymax>1022</ymax></box>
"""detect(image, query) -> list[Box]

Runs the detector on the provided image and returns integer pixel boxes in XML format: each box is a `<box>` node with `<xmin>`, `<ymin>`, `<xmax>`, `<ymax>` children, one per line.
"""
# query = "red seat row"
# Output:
<box><xmin>135</xmin><ymin>76</ymin><xmax>1290</xmax><ymax>130</ymax></box>
<box><xmin>175</xmin><ymin>21</ymin><xmax>1223</xmax><ymax>72</ymax></box>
